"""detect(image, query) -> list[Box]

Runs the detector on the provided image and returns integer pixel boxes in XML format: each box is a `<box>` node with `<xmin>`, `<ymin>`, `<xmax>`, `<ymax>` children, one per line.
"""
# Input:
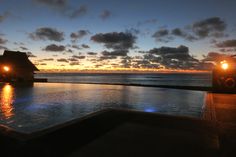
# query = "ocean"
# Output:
<box><xmin>35</xmin><ymin>72</ymin><xmax>212</xmax><ymax>87</ymax></box>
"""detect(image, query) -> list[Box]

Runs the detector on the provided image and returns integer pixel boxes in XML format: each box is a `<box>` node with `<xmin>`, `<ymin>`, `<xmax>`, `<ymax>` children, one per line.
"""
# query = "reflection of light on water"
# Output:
<box><xmin>144</xmin><ymin>107</ymin><xmax>157</xmax><ymax>113</ymax></box>
<box><xmin>0</xmin><ymin>84</ymin><xmax>15</xmax><ymax>119</ymax></box>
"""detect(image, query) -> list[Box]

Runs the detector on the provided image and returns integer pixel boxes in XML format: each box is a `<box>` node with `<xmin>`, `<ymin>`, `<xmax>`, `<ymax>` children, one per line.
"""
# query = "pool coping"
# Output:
<box><xmin>0</xmin><ymin>108</ymin><xmax>217</xmax><ymax>142</ymax></box>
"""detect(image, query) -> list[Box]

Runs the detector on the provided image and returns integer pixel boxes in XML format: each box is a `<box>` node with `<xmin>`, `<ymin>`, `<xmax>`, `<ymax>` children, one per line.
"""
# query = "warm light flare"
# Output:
<box><xmin>220</xmin><ymin>61</ymin><xmax>229</xmax><ymax>70</ymax></box>
<box><xmin>3</xmin><ymin>66</ymin><xmax>10</xmax><ymax>72</ymax></box>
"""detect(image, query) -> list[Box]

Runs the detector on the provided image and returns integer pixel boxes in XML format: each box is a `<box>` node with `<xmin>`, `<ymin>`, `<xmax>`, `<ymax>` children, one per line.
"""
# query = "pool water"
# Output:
<box><xmin>0</xmin><ymin>83</ymin><xmax>206</xmax><ymax>133</ymax></box>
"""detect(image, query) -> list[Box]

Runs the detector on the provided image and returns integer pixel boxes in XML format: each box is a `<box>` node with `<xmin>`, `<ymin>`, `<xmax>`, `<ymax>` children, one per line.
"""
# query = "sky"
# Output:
<box><xmin>0</xmin><ymin>0</ymin><xmax>236</xmax><ymax>71</ymax></box>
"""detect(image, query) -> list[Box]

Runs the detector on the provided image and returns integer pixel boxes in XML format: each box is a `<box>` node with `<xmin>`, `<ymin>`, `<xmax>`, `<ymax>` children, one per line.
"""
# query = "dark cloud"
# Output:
<box><xmin>71</xmin><ymin>55</ymin><xmax>86</xmax><ymax>59</ymax></box>
<box><xmin>57</xmin><ymin>58</ymin><xmax>68</xmax><ymax>62</ymax></box>
<box><xmin>14</xmin><ymin>42</ymin><xmax>25</xmax><ymax>45</ymax></box>
<box><xmin>202</xmin><ymin>52</ymin><xmax>234</xmax><ymax>63</ymax></box>
<box><xmin>137</xmin><ymin>19</ymin><xmax>158</xmax><ymax>27</ymax></box>
<box><xmin>192</xmin><ymin>17</ymin><xmax>226</xmax><ymax>38</ymax></box>
<box><xmin>171</xmin><ymin>28</ymin><xmax>197</xmax><ymax>41</ymax></box>
<box><xmin>38</xmin><ymin>58</ymin><xmax>54</xmax><ymax>62</ymax></box>
<box><xmin>70</xmin><ymin>61</ymin><xmax>80</xmax><ymax>66</ymax></box>
<box><xmin>68</xmin><ymin>5</ymin><xmax>87</xmax><ymax>18</ymax></box>
<box><xmin>120</xmin><ymin>56</ymin><xmax>132</xmax><ymax>68</ymax></box>
<box><xmin>0</xmin><ymin>37</ymin><xmax>7</xmax><ymax>44</ymax></box>
<box><xmin>91</xmin><ymin>32</ymin><xmax>136</xmax><ymax>50</ymax></box>
<box><xmin>35</xmin><ymin>1</ymin><xmax>87</xmax><ymax>19</ymax></box>
<box><xmin>20</xmin><ymin>46</ymin><xmax>29</xmax><ymax>51</ymax></box>
<box><xmin>100</xmin><ymin>10</ymin><xmax>111</xmax><ymax>20</ymax></box>
<box><xmin>26</xmin><ymin>52</ymin><xmax>37</xmax><ymax>57</ymax></box>
<box><xmin>87</xmin><ymin>52</ymin><xmax>97</xmax><ymax>55</ymax></box>
<box><xmin>126</xmin><ymin>28</ymin><xmax>140</xmax><ymax>35</ymax></box>
<box><xmin>99</xmin><ymin>55</ymin><xmax>117</xmax><ymax>60</ymax></box>
<box><xmin>70</xmin><ymin>30</ymin><xmax>89</xmax><ymax>42</ymax></box>
<box><xmin>152</xmin><ymin>29</ymin><xmax>172</xmax><ymax>42</ymax></box>
<box><xmin>44</xmin><ymin>44</ymin><xmax>66</xmax><ymax>52</ymax></box>
<box><xmin>219</xmin><ymin>48</ymin><xmax>236</xmax><ymax>52</ymax></box>
<box><xmin>143</xmin><ymin>45</ymin><xmax>199</xmax><ymax>69</ymax></box>
<box><xmin>0</xmin><ymin>45</ymin><xmax>8</xmax><ymax>50</ymax></box>
<box><xmin>34</xmin><ymin>0</ymin><xmax>68</xmax><ymax>8</ymax></box>
<box><xmin>67</xmin><ymin>49</ymin><xmax>73</xmax><ymax>53</ymax></box>
<box><xmin>68</xmin><ymin>58</ymin><xmax>78</xmax><ymax>62</ymax></box>
<box><xmin>81</xmin><ymin>44</ymin><xmax>90</xmax><ymax>48</ymax></box>
<box><xmin>216</xmin><ymin>39</ymin><xmax>236</xmax><ymax>48</ymax></box>
<box><xmin>30</xmin><ymin>27</ymin><xmax>64</xmax><ymax>42</ymax></box>
<box><xmin>71</xmin><ymin>44</ymin><xmax>81</xmax><ymax>50</ymax></box>
<box><xmin>101</xmin><ymin>50</ymin><xmax>128</xmax><ymax>56</ymax></box>
<box><xmin>152</xmin><ymin>17</ymin><xmax>227</xmax><ymax>43</ymax></box>
<box><xmin>40</xmin><ymin>63</ymin><xmax>47</xmax><ymax>66</ymax></box>
<box><xmin>0</xmin><ymin>11</ymin><xmax>10</xmax><ymax>23</ymax></box>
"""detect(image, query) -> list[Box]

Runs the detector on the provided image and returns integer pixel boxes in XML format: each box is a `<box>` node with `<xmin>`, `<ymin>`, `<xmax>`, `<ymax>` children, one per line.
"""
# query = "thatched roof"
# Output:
<box><xmin>0</xmin><ymin>50</ymin><xmax>39</xmax><ymax>71</ymax></box>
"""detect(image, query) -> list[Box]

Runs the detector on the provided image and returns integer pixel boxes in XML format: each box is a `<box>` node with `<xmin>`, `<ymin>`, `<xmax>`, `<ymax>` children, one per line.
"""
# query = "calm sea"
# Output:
<box><xmin>35</xmin><ymin>72</ymin><xmax>212</xmax><ymax>87</ymax></box>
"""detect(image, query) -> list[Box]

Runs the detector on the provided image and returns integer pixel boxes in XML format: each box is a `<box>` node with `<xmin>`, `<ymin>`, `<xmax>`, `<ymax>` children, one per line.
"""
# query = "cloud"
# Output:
<box><xmin>191</xmin><ymin>17</ymin><xmax>226</xmax><ymax>38</ymax></box>
<box><xmin>71</xmin><ymin>44</ymin><xmax>81</xmax><ymax>50</ymax></box>
<box><xmin>0</xmin><ymin>37</ymin><xmax>7</xmax><ymax>44</ymax></box>
<box><xmin>0</xmin><ymin>45</ymin><xmax>8</xmax><ymax>50</ymax></box>
<box><xmin>34</xmin><ymin>0</ymin><xmax>68</xmax><ymax>8</ymax></box>
<box><xmin>202</xmin><ymin>52</ymin><xmax>235</xmax><ymax>64</ymax></box>
<box><xmin>216</xmin><ymin>39</ymin><xmax>236</xmax><ymax>48</ymax></box>
<box><xmin>101</xmin><ymin>50</ymin><xmax>128</xmax><ymax>56</ymax></box>
<box><xmin>30</xmin><ymin>27</ymin><xmax>64</xmax><ymax>42</ymax></box>
<box><xmin>142</xmin><ymin>45</ymin><xmax>199</xmax><ymax>69</ymax></box>
<box><xmin>20</xmin><ymin>46</ymin><xmax>29</xmax><ymax>51</ymax></box>
<box><xmin>69</xmin><ymin>61</ymin><xmax>80</xmax><ymax>66</ymax></box>
<box><xmin>87</xmin><ymin>52</ymin><xmax>97</xmax><ymax>55</ymax></box>
<box><xmin>91</xmin><ymin>32</ymin><xmax>136</xmax><ymax>50</ymax></box>
<box><xmin>120</xmin><ymin>56</ymin><xmax>132</xmax><ymax>68</ymax></box>
<box><xmin>57</xmin><ymin>58</ymin><xmax>68</xmax><ymax>62</ymax></box>
<box><xmin>152</xmin><ymin>17</ymin><xmax>227</xmax><ymax>43</ymax></box>
<box><xmin>0</xmin><ymin>11</ymin><xmax>10</xmax><ymax>23</ymax></box>
<box><xmin>26</xmin><ymin>52</ymin><xmax>37</xmax><ymax>57</ymax></box>
<box><xmin>99</xmin><ymin>55</ymin><xmax>117</xmax><ymax>60</ymax></box>
<box><xmin>219</xmin><ymin>48</ymin><xmax>236</xmax><ymax>52</ymax></box>
<box><xmin>137</xmin><ymin>19</ymin><xmax>158</xmax><ymax>27</ymax></box>
<box><xmin>67</xmin><ymin>5</ymin><xmax>87</xmax><ymax>18</ymax></box>
<box><xmin>44</xmin><ymin>44</ymin><xmax>65</xmax><ymax>52</ymax></box>
<box><xmin>71</xmin><ymin>55</ymin><xmax>86</xmax><ymax>59</ymax></box>
<box><xmin>34</xmin><ymin>1</ymin><xmax>87</xmax><ymax>19</ymax></box>
<box><xmin>171</xmin><ymin>28</ymin><xmax>197</xmax><ymax>41</ymax></box>
<box><xmin>68</xmin><ymin>58</ymin><xmax>78</xmax><ymax>61</ymax></box>
<box><xmin>126</xmin><ymin>28</ymin><xmax>140</xmax><ymax>35</ymax></box>
<box><xmin>70</xmin><ymin>30</ymin><xmax>89</xmax><ymax>42</ymax></box>
<box><xmin>100</xmin><ymin>10</ymin><xmax>111</xmax><ymax>20</ymax></box>
<box><xmin>38</xmin><ymin>58</ymin><xmax>54</xmax><ymax>62</ymax></box>
<box><xmin>40</xmin><ymin>63</ymin><xmax>47</xmax><ymax>66</ymax></box>
<box><xmin>152</xmin><ymin>29</ymin><xmax>172</xmax><ymax>42</ymax></box>
<box><xmin>81</xmin><ymin>44</ymin><xmax>90</xmax><ymax>48</ymax></box>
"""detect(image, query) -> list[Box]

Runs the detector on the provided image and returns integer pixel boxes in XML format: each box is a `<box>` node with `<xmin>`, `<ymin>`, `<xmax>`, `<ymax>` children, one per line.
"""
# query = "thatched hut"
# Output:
<box><xmin>0</xmin><ymin>50</ymin><xmax>38</xmax><ymax>82</ymax></box>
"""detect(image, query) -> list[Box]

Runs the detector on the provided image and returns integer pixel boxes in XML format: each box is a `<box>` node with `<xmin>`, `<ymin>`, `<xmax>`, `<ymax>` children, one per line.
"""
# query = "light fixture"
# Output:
<box><xmin>3</xmin><ymin>66</ymin><xmax>10</xmax><ymax>72</ymax></box>
<box><xmin>220</xmin><ymin>60</ymin><xmax>229</xmax><ymax>70</ymax></box>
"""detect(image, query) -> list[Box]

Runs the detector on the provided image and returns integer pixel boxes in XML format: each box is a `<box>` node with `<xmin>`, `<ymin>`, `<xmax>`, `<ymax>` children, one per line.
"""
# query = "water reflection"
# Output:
<box><xmin>0</xmin><ymin>84</ymin><xmax>15</xmax><ymax>119</ymax></box>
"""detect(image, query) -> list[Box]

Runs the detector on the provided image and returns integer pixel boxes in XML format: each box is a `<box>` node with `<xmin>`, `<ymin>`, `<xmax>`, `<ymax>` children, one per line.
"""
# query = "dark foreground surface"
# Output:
<box><xmin>0</xmin><ymin>91</ymin><xmax>236</xmax><ymax>157</ymax></box>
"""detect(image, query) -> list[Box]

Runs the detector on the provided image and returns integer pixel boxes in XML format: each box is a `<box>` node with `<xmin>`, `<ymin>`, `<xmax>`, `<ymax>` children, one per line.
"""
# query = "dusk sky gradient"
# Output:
<box><xmin>0</xmin><ymin>0</ymin><xmax>236</xmax><ymax>71</ymax></box>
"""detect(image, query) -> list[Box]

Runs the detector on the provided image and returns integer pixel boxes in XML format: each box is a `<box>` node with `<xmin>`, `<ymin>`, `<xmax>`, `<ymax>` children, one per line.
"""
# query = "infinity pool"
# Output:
<box><xmin>0</xmin><ymin>83</ymin><xmax>205</xmax><ymax>133</ymax></box>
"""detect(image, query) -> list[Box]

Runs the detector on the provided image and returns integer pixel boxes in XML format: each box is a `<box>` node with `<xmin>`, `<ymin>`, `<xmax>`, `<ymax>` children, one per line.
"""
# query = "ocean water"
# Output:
<box><xmin>35</xmin><ymin>72</ymin><xmax>212</xmax><ymax>87</ymax></box>
<box><xmin>0</xmin><ymin>82</ymin><xmax>206</xmax><ymax>133</ymax></box>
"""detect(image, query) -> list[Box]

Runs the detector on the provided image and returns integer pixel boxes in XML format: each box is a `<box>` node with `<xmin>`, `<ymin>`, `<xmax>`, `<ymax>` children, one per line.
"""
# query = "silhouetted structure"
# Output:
<box><xmin>212</xmin><ymin>56</ymin><xmax>236</xmax><ymax>92</ymax></box>
<box><xmin>0</xmin><ymin>50</ymin><xmax>38</xmax><ymax>82</ymax></box>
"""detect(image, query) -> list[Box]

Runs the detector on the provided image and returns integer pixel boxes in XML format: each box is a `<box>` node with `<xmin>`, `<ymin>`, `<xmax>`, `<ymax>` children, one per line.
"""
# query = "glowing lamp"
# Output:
<box><xmin>3</xmin><ymin>66</ymin><xmax>10</xmax><ymax>72</ymax></box>
<box><xmin>220</xmin><ymin>61</ymin><xmax>229</xmax><ymax>70</ymax></box>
